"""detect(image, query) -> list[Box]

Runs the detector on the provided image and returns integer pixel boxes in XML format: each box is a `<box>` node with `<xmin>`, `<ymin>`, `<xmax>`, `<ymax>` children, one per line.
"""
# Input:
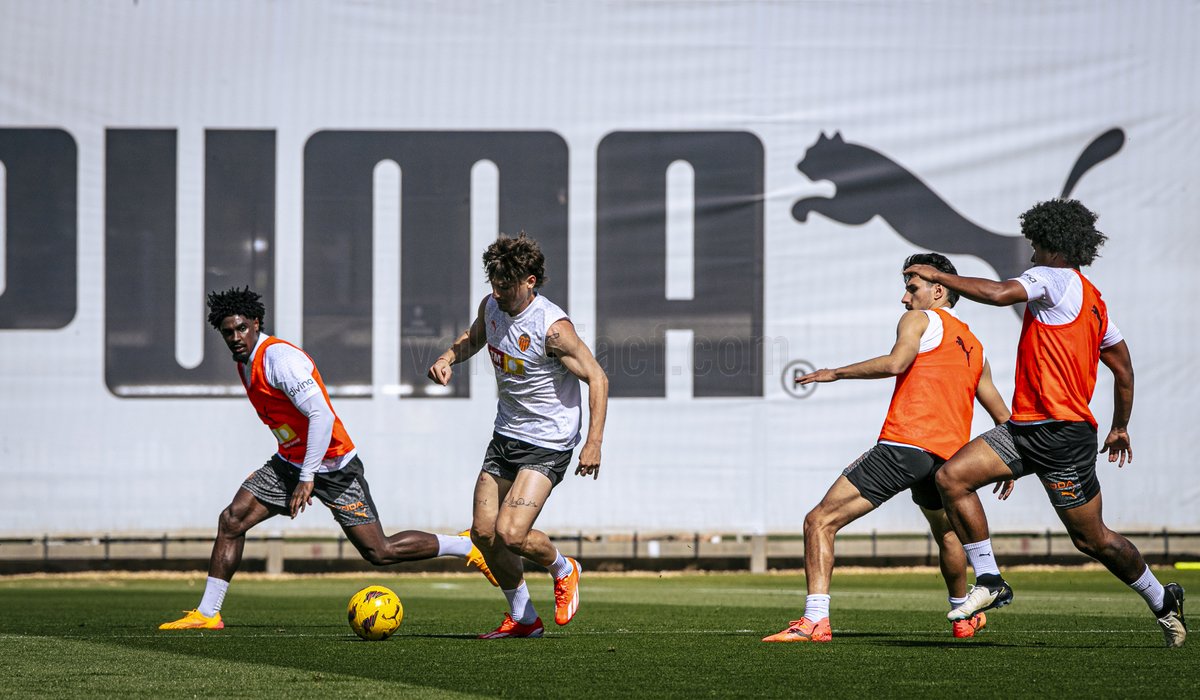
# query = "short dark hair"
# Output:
<box><xmin>1019</xmin><ymin>199</ymin><xmax>1106</xmax><ymax>267</ymax></box>
<box><xmin>903</xmin><ymin>252</ymin><xmax>959</xmax><ymax>307</ymax></box>
<box><xmin>483</xmin><ymin>231</ymin><xmax>546</xmax><ymax>288</ymax></box>
<box><xmin>206</xmin><ymin>286</ymin><xmax>265</xmax><ymax>329</ymax></box>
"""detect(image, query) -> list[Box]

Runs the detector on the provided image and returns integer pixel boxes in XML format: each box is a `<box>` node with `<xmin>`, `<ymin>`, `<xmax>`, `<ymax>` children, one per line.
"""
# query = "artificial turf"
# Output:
<box><xmin>1</xmin><ymin>568</ymin><xmax>1195</xmax><ymax>698</ymax></box>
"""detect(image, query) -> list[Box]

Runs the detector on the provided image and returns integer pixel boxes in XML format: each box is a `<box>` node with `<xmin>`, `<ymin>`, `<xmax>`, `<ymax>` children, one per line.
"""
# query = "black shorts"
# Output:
<box><xmin>242</xmin><ymin>455</ymin><xmax>380</xmax><ymax>527</ymax></box>
<box><xmin>843</xmin><ymin>444</ymin><xmax>945</xmax><ymax>511</ymax></box>
<box><xmin>481</xmin><ymin>432</ymin><xmax>573</xmax><ymax>487</ymax></box>
<box><xmin>979</xmin><ymin>421</ymin><xmax>1100</xmax><ymax>509</ymax></box>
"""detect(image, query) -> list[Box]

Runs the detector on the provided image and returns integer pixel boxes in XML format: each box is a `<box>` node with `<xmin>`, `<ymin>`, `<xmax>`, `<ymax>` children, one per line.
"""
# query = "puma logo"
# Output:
<box><xmin>1091</xmin><ymin>305</ymin><xmax>1103</xmax><ymax>325</ymax></box>
<box><xmin>955</xmin><ymin>336</ymin><xmax>974</xmax><ymax>366</ymax></box>
<box><xmin>792</xmin><ymin>129</ymin><xmax>1125</xmax><ymax>313</ymax></box>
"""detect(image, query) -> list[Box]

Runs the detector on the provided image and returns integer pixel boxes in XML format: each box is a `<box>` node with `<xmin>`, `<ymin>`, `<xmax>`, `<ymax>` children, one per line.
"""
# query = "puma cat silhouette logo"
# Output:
<box><xmin>1091</xmin><ymin>305</ymin><xmax>1103</xmax><ymax>326</ymax></box>
<box><xmin>955</xmin><ymin>336</ymin><xmax>974</xmax><ymax>366</ymax></box>
<box><xmin>792</xmin><ymin>129</ymin><xmax>1125</xmax><ymax>288</ymax></box>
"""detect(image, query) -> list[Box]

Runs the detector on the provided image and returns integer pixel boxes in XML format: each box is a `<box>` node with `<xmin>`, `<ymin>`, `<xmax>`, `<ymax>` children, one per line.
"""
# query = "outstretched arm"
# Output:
<box><xmin>904</xmin><ymin>264</ymin><xmax>1028</xmax><ymax>307</ymax></box>
<box><xmin>1099</xmin><ymin>340</ymin><xmax>1134</xmax><ymax>467</ymax></box>
<box><xmin>796</xmin><ymin>310</ymin><xmax>928</xmax><ymax>384</ymax></box>
<box><xmin>546</xmin><ymin>319</ymin><xmax>608</xmax><ymax>480</ymax></box>
<box><xmin>428</xmin><ymin>296</ymin><xmax>489</xmax><ymax>386</ymax></box>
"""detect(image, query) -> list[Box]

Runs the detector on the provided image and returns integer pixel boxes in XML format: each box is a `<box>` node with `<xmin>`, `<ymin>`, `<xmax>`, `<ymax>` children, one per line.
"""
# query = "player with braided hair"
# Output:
<box><xmin>159</xmin><ymin>287</ymin><xmax>497</xmax><ymax>630</ymax></box>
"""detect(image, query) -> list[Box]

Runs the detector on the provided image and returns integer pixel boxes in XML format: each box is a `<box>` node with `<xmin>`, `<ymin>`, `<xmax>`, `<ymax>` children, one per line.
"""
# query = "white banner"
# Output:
<box><xmin>1</xmin><ymin>0</ymin><xmax>1197</xmax><ymax>535</ymax></box>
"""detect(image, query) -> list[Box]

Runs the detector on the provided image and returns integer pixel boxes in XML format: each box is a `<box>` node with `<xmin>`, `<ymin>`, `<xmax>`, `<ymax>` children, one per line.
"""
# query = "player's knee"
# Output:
<box><xmin>217</xmin><ymin>505</ymin><xmax>250</xmax><ymax>537</ymax></box>
<box><xmin>471</xmin><ymin>525</ymin><xmax>498</xmax><ymax>549</ymax></box>
<box><xmin>803</xmin><ymin>507</ymin><xmax>834</xmax><ymax>535</ymax></box>
<box><xmin>496</xmin><ymin>525</ymin><xmax>529</xmax><ymax>554</ymax></box>
<box><xmin>358</xmin><ymin>546</ymin><xmax>388</xmax><ymax>567</ymax></box>
<box><xmin>934</xmin><ymin>465</ymin><xmax>964</xmax><ymax>496</ymax></box>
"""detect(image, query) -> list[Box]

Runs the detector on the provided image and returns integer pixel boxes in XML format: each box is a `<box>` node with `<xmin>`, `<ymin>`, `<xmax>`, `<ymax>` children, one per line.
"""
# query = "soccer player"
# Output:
<box><xmin>158</xmin><ymin>287</ymin><xmax>496</xmax><ymax>630</ymax></box>
<box><xmin>905</xmin><ymin>199</ymin><xmax>1186</xmax><ymax>648</ymax></box>
<box><xmin>763</xmin><ymin>253</ymin><xmax>1012</xmax><ymax>643</ymax></box>
<box><xmin>428</xmin><ymin>232</ymin><xmax>608</xmax><ymax>638</ymax></box>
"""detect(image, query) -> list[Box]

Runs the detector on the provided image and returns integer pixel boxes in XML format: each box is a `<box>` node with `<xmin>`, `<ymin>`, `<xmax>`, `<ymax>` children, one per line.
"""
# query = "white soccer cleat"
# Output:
<box><xmin>1157</xmin><ymin>582</ymin><xmax>1187</xmax><ymax>649</ymax></box>
<box><xmin>948</xmin><ymin>579</ymin><xmax>1013</xmax><ymax>621</ymax></box>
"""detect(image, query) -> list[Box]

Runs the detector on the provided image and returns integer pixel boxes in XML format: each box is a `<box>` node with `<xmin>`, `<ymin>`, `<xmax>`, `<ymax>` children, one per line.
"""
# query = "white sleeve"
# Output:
<box><xmin>1013</xmin><ymin>266</ymin><xmax>1068</xmax><ymax>305</ymax></box>
<box><xmin>1102</xmin><ymin>316</ymin><xmax>1124</xmax><ymax>349</ymax></box>
<box><xmin>264</xmin><ymin>344</ymin><xmax>332</xmax><ymax>481</ymax></box>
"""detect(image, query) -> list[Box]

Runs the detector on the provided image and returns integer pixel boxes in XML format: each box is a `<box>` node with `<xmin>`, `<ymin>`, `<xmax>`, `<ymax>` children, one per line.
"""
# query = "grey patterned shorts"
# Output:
<box><xmin>242</xmin><ymin>455</ymin><xmax>379</xmax><ymax>527</ymax></box>
<box><xmin>979</xmin><ymin>421</ymin><xmax>1100</xmax><ymax>509</ymax></box>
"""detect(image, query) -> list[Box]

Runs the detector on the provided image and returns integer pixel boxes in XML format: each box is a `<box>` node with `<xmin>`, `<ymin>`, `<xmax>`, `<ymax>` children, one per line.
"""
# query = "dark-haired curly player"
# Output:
<box><xmin>428</xmin><ymin>232</ymin><xmax>609</xmax><ymax>638</ymax></box>
<box><xmin>763</xmin><ymin>254</ymin><xmax>1011</xmax><ymax>643</ymax></box>
<box><xmin>905</xmin><ymin>199</ymin><xmax>1186</xmax><ymax>648</ymax></box>
<box><xmin>159</xmin><ymin>287</ymin><xmax>496</xmax><ymax>630</ymax></box>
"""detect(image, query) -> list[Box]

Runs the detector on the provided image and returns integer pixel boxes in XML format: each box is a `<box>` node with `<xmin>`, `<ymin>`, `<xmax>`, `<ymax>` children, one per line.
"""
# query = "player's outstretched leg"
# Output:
<box><xmin>1157</xmin><ymin>582</ymin><xmax>1187</xmax><ymax>648</ymax></box>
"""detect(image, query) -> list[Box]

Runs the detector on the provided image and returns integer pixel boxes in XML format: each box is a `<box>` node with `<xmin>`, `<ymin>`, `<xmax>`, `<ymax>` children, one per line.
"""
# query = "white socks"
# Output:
<box><xmin>435</xmin><ymin>533</ymin><xmax>473</xmax><ymax>558</ymax></box>
<box><xmin>803</xmin><ymin>594</ymin><xmax>831</xmax><ymax>622</ymax></box>
<box><xmin>502</xmin><ymin>582</ymin><xmax>538</xmax><ymax>624</ymax></box>
<box><xmin>963</xmin><ymin>539</ymin><xmax>1001</xmax><ymax>578</ymax></box>
<box><xmin>550</xmin><ymin>550</ymin><xmax>574</xmax><ymax>579</ymax></box>
<box><xmin>949</xmin><ymin>595</ymin><xmax>968</xmax><ymax>610</ymax></box>
<box><xmin>1129</xmin><ymin>565</ymin><xmax>1166</xmax><ymax>613</ymax></box>
<box><xmin>198</xmin><ymin>576</ymin><xmax>229</xmax><ymax>617</ymax></box>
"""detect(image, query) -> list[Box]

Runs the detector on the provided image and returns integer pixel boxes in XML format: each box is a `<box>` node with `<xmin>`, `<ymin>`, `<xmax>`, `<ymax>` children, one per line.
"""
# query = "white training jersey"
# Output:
<box><xmin>1014</xmin><ymin>266</ymin><xmax>1123</xmax><ymax>348</ymax></box>
<box><xmin>484</xmin><ymin>294</ymin><xmax>582</xmax><ymax>451</ymax></box>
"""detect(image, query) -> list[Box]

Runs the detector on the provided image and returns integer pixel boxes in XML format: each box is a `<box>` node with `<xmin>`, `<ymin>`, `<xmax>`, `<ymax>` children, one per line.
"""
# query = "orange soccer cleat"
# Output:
<box><xmin>553</xmin><ymin>557</ymin><xmax>581</xmax><ymax>625</ymax></box>
<box><xmin>459</xmin><ymin>530</ymin><xmax>499</xmax><ymax>586</ymax></box>
<box><xmin>158</xmin><ymin>609</ymin><xmax>224</xmax><ymax>630</ymax></box>
<box><xmin>952</xmin><ymin>612</ymin><xmax>987</xmax><ymax>638</ymax></box>
<box><xmin>761</xmin><ymin>617</ymin><xmax>832</xmax><ymax>643</ymax></box>
<box><xmin>478</xmin><ymin>613</ymin><xmax>545</xmax><ymax>639</ymax></box>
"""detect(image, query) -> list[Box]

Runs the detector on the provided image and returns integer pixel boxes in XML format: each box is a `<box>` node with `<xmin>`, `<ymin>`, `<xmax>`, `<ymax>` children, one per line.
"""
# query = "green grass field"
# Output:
<box><xmin>1</xmin><ymin>568</ymin><xmax>1195</xmax><ymax>698</ymax></box>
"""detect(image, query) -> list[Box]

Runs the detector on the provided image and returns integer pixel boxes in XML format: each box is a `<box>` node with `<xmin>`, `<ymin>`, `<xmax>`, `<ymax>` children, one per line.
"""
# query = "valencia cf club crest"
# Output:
<box><xmin>518</xmin><ymin>333</ymin><xmax>531</xmax><ymax>353</ymax></box>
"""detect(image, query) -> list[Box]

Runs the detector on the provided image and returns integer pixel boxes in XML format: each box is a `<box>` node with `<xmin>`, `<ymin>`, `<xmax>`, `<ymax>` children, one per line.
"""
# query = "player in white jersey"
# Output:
<box><xmin>429</xmin><ymin>232</ymin><xmax>609</xmax><ymax>638</ymax></box>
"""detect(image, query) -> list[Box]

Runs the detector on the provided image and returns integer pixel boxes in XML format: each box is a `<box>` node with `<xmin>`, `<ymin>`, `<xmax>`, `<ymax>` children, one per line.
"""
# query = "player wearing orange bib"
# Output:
<box><xmin>905</xmin><ymin>199</ymin><xmax>1185</xmax><ymax>648</ymax></box>
<box><xmin>159</xmin><ymin>287</ymin><xmax>496</xmax><ymax>631</ymax></box>
<box><xmin>763</xmin><ymin>253</ymin><xmax>1011</xmax><ymax>643</ymax></box>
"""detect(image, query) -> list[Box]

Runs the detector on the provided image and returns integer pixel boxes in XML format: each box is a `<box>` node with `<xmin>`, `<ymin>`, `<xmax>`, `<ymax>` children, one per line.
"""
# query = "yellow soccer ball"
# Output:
<box><xmin>346</xmin><ymin>585</ymin><xmax>404</xmax><ymax>641</ymax></box>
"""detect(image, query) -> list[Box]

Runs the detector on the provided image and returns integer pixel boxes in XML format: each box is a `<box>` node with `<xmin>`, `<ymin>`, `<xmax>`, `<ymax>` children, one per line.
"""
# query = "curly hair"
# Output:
<box><xmin>903</xmin><ymin>252</ymin><xmax>960</xmax><ymax>307</ymax></box>
<box><xmin>1019</xmin><ymin>199</ymin><xmax>1107</xmax><ymax>267</ymax></box>
<box><xmin>206</xmin><ymin>286</ymin><xmax>265</xmax><ymax>329</ymax></box>
<box><xmin>483</xmin><ymin>231</ymin><xmax>547</xmax><ymax>288</ymax></box>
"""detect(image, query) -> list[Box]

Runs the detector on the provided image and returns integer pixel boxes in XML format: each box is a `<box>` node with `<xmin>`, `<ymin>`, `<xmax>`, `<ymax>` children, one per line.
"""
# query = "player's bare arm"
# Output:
<box><xmin>977</xmin><ymin>358</ymin><xmax>1016</xmax><ymax>500</ymax></box>
<box><xmin>976</xmin><ymin>359</ymin><xmax>1012</xmax><ymax>426</ymax></box>
<box><xmin>796</xmin><ymin>310</ymin><xmax>928</xmax><ymax>384</ymax></box>
<box><xmin>1099</xmin><ymin>340</ymin><xmax>1134</xmax><ymax>467</ymax></box>
<box><xmin>546</xmin><ymin>318</ymin><xmax>608</xmax><ymax>480</ymax></box>
<box><xmin>428</xmin><ymin>296</ymin><xmax>489</xmax><ymax>385</ymax></box>
<box><xmin>903</xmin><ymin>264</ymin><xmax>1028</xmax><ymax>307</ymax></box>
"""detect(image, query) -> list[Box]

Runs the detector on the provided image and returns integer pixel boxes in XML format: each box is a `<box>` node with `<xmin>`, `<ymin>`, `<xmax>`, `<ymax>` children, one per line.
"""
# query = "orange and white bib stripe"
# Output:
<box><xmin>1011</xmin><ymin>269</ymin><xmax>1107</xmax><ymax>427</ymax></box>
<box><xmin>238</xmin><ymin>336</ymin><xmax>354</xmax><ymax>463</ymax></box>
<box><xmin>878</xmin><ymin>309</ymin><xmax>984</xmax><ymax>460</ymax></box>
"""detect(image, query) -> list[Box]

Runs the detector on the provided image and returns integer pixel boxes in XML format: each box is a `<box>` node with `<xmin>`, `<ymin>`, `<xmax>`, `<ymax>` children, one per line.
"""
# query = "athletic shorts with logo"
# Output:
<box><xmin>843</xmin><ymin>444</ymin><xmax>946</xmax><ymax>511</ymax></box>
<box><xmin>242</xmin><ymin>455</ymin><xmax>379</xmax><ymax>526</ymax></box>
<box><xmin>482</xmin><ymin>432</ymin><xmax>573</xmax><ymax>487</ymax></box>
<box><xmin>980</xmin><ymin>421</ymin><xmax>1100</xmax><ymax>509</ymax></box>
